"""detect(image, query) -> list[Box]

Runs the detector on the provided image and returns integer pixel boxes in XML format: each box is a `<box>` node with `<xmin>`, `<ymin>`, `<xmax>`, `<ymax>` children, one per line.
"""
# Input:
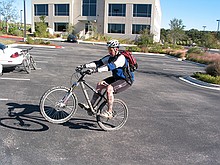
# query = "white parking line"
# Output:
<box><xmin>0</xmin><ymin>77</ymin><xmax>30</xmax><ymax>81</ymax></box>
<box><xmin>36</xmin><ymin>60</ymin><xmax>48</xmax><ymax>63</ymax></box>
<box><xmin>163</xmin><ymin>68</ymin><xmax>204</xmax><ymax>72</ymax></box>
<box><xmin>0</xmin><ymin>98</ymin><xmax>9</xmax><ymax>101</ymax></box>
<box><xmin>33</xmin><ymin>55</ymin><xmax>53</xmax><ymax>59</ymax></box>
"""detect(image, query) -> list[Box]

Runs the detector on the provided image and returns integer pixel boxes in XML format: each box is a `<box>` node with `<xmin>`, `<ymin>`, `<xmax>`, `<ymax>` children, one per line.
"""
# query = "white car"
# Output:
<box><xmin>0</xmin><ymin>43</ymin><xmax>23</xmax><ymax>69</ymax></box>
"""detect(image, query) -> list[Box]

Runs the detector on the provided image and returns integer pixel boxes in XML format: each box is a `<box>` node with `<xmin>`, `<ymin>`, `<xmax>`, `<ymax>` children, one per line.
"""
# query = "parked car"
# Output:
<box><xmin>0</xmin><ymin>43</ymin><xmax>23</xmax><ymax>69</ymax></box>
<box><xmin>67</xmin><ymin>34</ymin><xmax>77</xmax><ymax>42</ymax></box>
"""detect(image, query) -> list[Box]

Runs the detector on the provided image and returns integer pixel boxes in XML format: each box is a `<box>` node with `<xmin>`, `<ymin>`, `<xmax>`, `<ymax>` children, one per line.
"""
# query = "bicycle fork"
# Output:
<box><xmin>58</xmin><ymin>86</ymin><xmax>76</xmax><ymax>108</ymax></box>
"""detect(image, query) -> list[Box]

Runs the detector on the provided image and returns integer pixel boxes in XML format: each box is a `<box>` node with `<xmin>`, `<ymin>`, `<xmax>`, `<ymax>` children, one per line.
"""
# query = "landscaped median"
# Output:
<box><xmin>180</xmin><ymin>76</ymin><xmax>220</xmax><ymax>91</ymax></box>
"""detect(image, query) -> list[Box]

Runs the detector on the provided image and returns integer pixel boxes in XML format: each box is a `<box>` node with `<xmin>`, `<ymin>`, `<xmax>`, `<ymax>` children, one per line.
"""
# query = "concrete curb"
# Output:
<box><xmin>8</xmin><ymin>43</ymin><xmax>64</xmax><ymax>49</ymax></box>
<box><xmin>179</xmin><ymin>76</ymin><xmax>220</xmax><ymax>91</ymax></box>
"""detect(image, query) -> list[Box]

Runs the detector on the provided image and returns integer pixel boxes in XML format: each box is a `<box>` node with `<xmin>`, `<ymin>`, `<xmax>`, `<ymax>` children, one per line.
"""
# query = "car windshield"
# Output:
<box><xmin>0</xmin><ymin>43</ymin><xmax>7</xmax><ymax>50</ymax></box>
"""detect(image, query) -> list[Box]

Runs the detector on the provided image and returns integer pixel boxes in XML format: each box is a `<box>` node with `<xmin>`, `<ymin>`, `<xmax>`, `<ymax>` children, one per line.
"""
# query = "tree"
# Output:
<box><xmin>169</xmin><ymin>18</ymin><xmax>185</xmax><ymax>44</ymax></box>
<box><xmin>136</xmin><ymin>29</ymin><xmax>154</xmax><ymax>47</ymax></box>
<box><xmin>201</xmin><ymin>32</ymin><xmax>218</xmax><ymax>49</ymax></box>
<box><xmin>0</xmin><ymin>0</ymin><xmax>17</xmax><ymax>33</ymax></box>
<box><xmin>185</xmin><ymin>29</ymin><xmax>202</xmax><ymax>43</ymax></box>
<box><xmin>35</xmin><ymin>16</ymin><xmax>48</xmax><ymax>37</ymax></box>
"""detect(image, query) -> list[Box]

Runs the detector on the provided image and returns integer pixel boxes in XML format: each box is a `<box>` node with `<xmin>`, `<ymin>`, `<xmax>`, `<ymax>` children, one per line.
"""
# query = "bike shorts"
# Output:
<box><xmin>103</xmin><ymin>77</ymin><xmax>131</xmax><ymax>94</ymax></box>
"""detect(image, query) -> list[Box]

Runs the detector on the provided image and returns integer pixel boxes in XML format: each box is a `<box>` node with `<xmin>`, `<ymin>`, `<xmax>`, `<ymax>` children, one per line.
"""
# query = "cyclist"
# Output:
<box><xmin>78</xmin><ymin>39</ymin><xmax>134</xmax><ymax>118</ymax></box>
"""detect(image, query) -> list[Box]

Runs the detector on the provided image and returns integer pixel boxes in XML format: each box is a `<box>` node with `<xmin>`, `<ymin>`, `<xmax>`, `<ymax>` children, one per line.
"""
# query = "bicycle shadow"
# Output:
<box><xmin>63</xmin><ymin>118</ymin><xmax>103</xmax><ymax>131</ymax></box>
<box><xmin>0</xmin><ymin>102</ymin><xmax>103</xmax><ymax>131</ymax></box>
<box><xmin>0</xmin><ymin>102</ymin><xmax>49</xmax><ymax>132</ymax></box>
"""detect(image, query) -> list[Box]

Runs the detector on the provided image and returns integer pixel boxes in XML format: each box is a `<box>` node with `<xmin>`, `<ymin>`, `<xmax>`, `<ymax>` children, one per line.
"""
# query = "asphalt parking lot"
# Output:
<box><xmin>0</xmin><ymin>42</ymin><xmax>220</xmax><ymax>165</ymax></box>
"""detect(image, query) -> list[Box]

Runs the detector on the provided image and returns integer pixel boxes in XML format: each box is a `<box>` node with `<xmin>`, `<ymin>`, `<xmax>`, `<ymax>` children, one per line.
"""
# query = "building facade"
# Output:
<box><xmin>32</xmin><ymin>0</ymin><xmax>162</xmax><ymax>42</ymax></box>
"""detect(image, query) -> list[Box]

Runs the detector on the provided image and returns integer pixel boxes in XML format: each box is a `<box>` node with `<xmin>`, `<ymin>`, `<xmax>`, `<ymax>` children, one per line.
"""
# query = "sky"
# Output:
<box><xmin>13</xmin><ymin>0</ymin><xmax>220</xmax><ymax>31</ymax></box>
<box><xmin>160</xmin><ymin>0</ymin><xmax>220</xmax><ymax>31</ymax></box>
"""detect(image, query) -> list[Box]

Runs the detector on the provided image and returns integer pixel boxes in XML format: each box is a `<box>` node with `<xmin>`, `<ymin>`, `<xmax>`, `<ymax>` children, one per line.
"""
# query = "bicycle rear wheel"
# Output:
<box><xmin>22</xmin><ymin>58</ymin><xmax>31</xmax><ymax>73</ymax></box>
<box><xmin>96</xmin><ymin>99</ymin><xmax>128</xmax><ymax>131</ymax></box>
<box><xmin>40</xmin><ymin>86</ymin><xmax>78</xmax><ymax>124</ymax></box>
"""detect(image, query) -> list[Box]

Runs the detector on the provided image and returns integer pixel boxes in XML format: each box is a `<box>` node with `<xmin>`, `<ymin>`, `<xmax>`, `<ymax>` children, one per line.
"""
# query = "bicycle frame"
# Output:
<box><xmin>63</xmin><ymin>70</ymin><xmax>107</xmax><ymax>114</ymax></box>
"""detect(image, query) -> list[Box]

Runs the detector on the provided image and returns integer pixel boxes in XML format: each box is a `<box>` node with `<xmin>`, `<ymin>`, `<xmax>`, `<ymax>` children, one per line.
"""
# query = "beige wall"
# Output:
<box><xmin>32</xmin><ymin>0</ymin><xmax>161</xmax><ymax>42</ymax></box>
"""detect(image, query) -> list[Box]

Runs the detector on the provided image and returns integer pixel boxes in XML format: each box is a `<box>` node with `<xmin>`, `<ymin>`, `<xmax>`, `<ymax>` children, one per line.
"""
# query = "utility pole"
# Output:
<box><xmin>23</xmin><ymin>0</ymin><xmax>27</xmax><ymax>41</ymax></box>
<box><xmin>217</xmin><ymin>20</ymin><xmax>220</xmax><ymax>38</ymax></box>
<box><xmin>20</xmin><ymin>10</ymin><xmax>23</xmax><ymax>27</ymax></box>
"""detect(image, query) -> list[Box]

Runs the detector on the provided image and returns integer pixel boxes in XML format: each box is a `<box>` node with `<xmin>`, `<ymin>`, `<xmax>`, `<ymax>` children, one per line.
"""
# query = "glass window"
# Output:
<box><xmin>109</xmin><ymin>4</ymin><xmax>126</xmax><ymax>17</ymax></box>
<box><xmin>55</xmin><ymin>4</ymin><xmax>69</xmax><ymax>16</ymax></box>
<box><xmin>108</xmin><ymin>24</ymin><xmax>125</xmax><ymax>34</ymax></box>
<box><xmin>34</xmin><ymin>4</ymin><xmax>48</xmax><ymax>16</ymax></box>
<box><xmin>132</xmin><ymin>24</ymin><xmax>150</xmax><ymax>34</ymax></box>
<box><xmin>82</xmin><ymin>0</ymin><xmax>97</xmax><ymax>16</ymax></box>
<box><xmin>133</xmin><ymin>4</ymin><xmax>151</xmax><ymax>17</ymax></box>
<box><xmin>54</xmin><ymin>23</ymin><xmax>68</xmax><ymax>32</ymax></box>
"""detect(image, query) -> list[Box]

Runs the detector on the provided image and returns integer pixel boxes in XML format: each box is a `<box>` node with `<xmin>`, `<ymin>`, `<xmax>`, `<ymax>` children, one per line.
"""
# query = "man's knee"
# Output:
<box><xmin>107</xmin><ymin>85</ymin><xmax>114</xmax><ymax>94</ymax></box>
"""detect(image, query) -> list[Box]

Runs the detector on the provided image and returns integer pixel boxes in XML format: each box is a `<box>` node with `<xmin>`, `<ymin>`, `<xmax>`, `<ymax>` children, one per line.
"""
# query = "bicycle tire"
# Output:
<box><xmin>22</xmin><ymin>58</ymin><xmax>31</xmax><ymax>74</ymax></box>
<box><xmin>96</xmin><ymin>99</ymin><xmax>128</xmax><ymax>131</ymax></box>
<box><xmin>40</xmin><ymin>86</ymin><xmax>78</xmax><ymax>124</ymax></box>
<box><xmin>30</xmin><ymin>56</ymin><xmax>37</xmax><ymax>70</ymax></box>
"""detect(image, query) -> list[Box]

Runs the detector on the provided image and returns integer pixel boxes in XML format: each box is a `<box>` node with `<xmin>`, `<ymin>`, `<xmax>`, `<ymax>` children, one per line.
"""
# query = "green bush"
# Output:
<box><xmin>193</xmin><ymin>72</ymin><xmax>220</xmax><ymax>85</ymax></box>
<box><xmin>126</xmin><ymin>46</ymin><xmax>142</xmax><ymax>52</ymax></box>
<box><xmin>205</xmin><ymin>61</ymin><xmax>220</xmax><ymax>76</ymax></box>
<box><xmin>148</xmin><ymin>44</ymin><xmax>163</xmax><ymax>53</ymax></box>
<box><xmin>187</xmin><ymin>47</ymin><xmax>203</xmax><ymax>54</ymax></box>
<box><xmin>26</xmin><ymin>37</ymin><xmax>35</xmax><ymax>44</ymax></box>
<box><xmin>12</xmin><ymin>30</ymin><xmax>23</xmax><ymax>36</ymax></box>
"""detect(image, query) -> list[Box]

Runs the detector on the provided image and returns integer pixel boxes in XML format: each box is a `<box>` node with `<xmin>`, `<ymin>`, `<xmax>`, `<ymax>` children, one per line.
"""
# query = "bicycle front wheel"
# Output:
<box><xmin>30</xmin><ymin>56</ymin><xmax>37</xmax><ymax>70</ymax></box>
<box><xmin>40</xmin><ymin>86</ymin><xmax>78</xmax><ymax>124</ymax></box>
<box><xmin>97</xmin><ymin>99</ymin><xmax>128</xmax><ymax>131</ymax></box>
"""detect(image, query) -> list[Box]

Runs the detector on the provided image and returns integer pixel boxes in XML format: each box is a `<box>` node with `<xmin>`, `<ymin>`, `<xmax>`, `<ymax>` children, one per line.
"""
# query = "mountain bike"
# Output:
<box><xmin>22</xmin><ymin>47</ymin><xmax>37</xmax><ymax>73</ymax></box>
<box><xmin>39</xmin><ymin>66</ymin><xmax>128</xmax><ymax>131</ymax></box>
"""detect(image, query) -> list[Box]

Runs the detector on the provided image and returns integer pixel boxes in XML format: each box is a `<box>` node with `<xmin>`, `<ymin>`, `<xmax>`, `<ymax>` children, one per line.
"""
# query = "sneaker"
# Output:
<box><xmin>100</xmin><ymin>111</ymin><xmax>113</xmax><ymax>119</ymax></box>
<box><xmin>78</xmin><ymin>103</ymin><xmax>94</xmax><ymax>116</ymax></box>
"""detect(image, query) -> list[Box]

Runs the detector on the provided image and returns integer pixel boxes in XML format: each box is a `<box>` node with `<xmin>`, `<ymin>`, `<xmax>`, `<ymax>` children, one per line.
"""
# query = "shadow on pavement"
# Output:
<box><xmin>0</xmin><ymin>103</ymin><xmax>49</xmax><ymax>132</ymax></box>
<box><xmin>0</xmin><ymin>102</ymin><xmax>103</xmax><ymax>131</ymax></box>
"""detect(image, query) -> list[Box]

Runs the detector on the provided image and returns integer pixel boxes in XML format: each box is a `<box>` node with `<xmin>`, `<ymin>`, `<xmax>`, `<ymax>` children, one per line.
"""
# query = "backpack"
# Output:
<box><xmin>120</xmin><ymin>50</ymin><xmax>138</xmax><ymax>72</ymax></box>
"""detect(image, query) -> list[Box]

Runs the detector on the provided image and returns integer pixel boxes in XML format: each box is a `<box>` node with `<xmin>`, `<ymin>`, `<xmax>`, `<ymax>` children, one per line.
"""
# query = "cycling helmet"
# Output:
<box><xmin>106</xmin><ymin>40</ymin><xmax>120</xmax><ymax>48</ymax></box>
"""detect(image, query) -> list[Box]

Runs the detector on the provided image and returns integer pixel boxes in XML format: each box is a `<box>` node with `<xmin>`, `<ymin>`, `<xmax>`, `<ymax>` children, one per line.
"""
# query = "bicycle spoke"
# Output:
<box><xmin>40</xmin><ymin>87</ymin><xmax>77</xmax><ymax>124</ymax></box>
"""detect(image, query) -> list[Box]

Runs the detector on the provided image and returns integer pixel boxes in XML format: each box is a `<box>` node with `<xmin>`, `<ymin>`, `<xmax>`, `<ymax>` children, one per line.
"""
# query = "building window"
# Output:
<box><xmin>109</xmin><ymin>4</ymin><xmax>126</xmax><ymax>16</ymax></box>
<box><xmin>108</xmin><ymin>24</ymin><xmax>125</xmax><ymax>34</ymax></box>
<box><xmin>132</xmin><ymin>24</ymin><xmax>150</xmax><ymax>34</ymax></box>
<box><xmin>54</xmin><ymin>23</ymin><xmax>68</xmax><ymax>32</ymax></box>
<box><xmin>55</xmin><ymin>4</ymin><xmax>69</xmax><ymax>16</ymax></box>
<box><xmin>82</xmin><ymin>0</ymin><xmax>96</xmax><ymax>16</ymax></box>
<box><xmin>34</xmin><ymin>4</ymin><xmax>48</xmax><ymax>16</ymax></box>
<box><xmin>133</xmin><ymin>4</ymin><xmax>152</xmax><ymax>17</ymax></box>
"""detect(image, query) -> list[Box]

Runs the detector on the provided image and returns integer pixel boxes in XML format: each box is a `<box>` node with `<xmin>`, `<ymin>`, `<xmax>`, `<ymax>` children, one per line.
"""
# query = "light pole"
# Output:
<box><xmin>217</xmin><ymin>20</ymin><xmax>220</xmax><ymax>38</ymax></box>
<box><xmin>23</xmin><ymin>0</ymin><xmax>27</xmax><ymax>41</ymax></box>
<box><xmin>20</xmin><ymin>10</ymin><xmax>23</xmax><ymax>27</ymax></box>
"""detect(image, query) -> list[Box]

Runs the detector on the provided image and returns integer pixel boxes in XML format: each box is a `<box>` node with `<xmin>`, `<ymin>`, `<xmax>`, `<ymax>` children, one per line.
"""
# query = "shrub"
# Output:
<box><xmin>148</xmin><ymin>44</ymin><xmax>163</xmax><ymax>53</ymax></box>
<box><xmin>12</xmin><ymin>30</ymin><xmax>23</xmax><ymax>36</ymax></box>
<box><xmin>205</xmin><ymin>61</ymin><xmax>220</xmax><ymax>76</ymax></box>
<box><xmin>187</xmin><ymin>52</ymin><xmax>220</xmax><ymax>64</ymax></box>
<box><xmin>126</xmin><ymin>46</ymin><xmax>142</xmax><ymax>52</ymax></box>
<box><xmin>187</xmin><ymin>47</ymin><xmax>203</xmax><ymax>54</ymax></box>
<box><xmin>193</xmin><ymin>72</ymin><xmax>220</xmax><ymax>85</ymax></box>
<box><xmin>26</xmin><ymin>36</ymin><xmax>35</xmax><ymax>44</ymax></box>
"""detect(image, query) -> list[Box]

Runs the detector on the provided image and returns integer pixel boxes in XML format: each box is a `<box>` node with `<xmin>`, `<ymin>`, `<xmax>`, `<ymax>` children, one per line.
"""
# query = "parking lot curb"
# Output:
<box><xmin>8</xmin><ymin>43</ymin><xmax>64</xmax><ymax>49</ymax></box>
<box><xmin>179</xmin><ymin>76</ymin><xmax>220</xmax><ymax>91</ymax></box>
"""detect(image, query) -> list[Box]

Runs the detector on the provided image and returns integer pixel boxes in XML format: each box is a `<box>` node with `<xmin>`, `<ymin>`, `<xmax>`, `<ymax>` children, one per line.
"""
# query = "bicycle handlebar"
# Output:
<box><xmin>22</xmin><ymin>47</ymin><xmax>33</xmax><ymax>52</ymax></box>
<box><xmin>75</xmin><ymin>66</ymin><xmax>97</xmax><ymax>76</ymax></box>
